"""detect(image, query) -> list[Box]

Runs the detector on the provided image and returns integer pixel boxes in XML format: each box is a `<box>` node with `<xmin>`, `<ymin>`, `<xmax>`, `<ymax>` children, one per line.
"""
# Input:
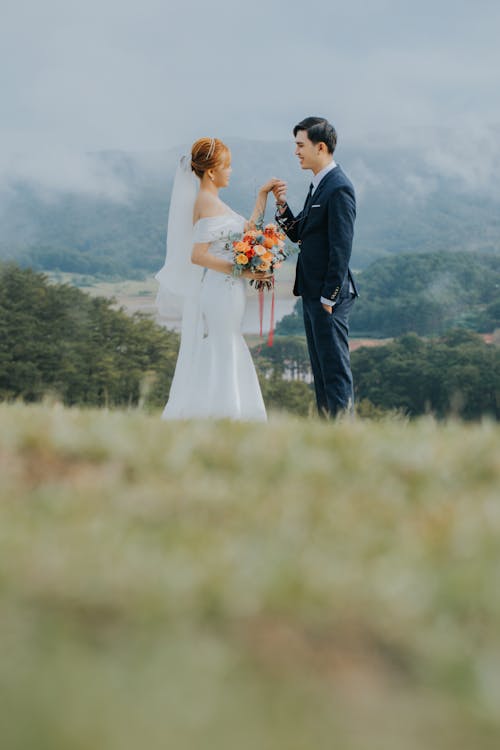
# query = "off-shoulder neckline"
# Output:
<box><xmin>193</xmin><ymin>208</ymin><xmax>240</xmax><ymax>228</ymax></box>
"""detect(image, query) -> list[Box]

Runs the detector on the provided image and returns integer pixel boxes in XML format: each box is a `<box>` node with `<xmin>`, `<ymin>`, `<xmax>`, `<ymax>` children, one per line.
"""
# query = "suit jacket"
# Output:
<box><xmin>276</xmin><ymin>165</ymin><xmax>358</xmax><ymax>304</ymax></box>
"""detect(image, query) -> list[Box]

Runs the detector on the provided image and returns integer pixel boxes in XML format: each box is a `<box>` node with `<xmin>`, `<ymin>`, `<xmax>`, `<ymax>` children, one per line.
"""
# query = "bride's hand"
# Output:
<box><xmin>242</xmin><ymin>269</ymin><xmax>273</xmax><ymax>280</ymax></box>
<box><xmin>259</xmin><ymin>177</ymin><xmax>286</xmax><ymax>195</ymax></box>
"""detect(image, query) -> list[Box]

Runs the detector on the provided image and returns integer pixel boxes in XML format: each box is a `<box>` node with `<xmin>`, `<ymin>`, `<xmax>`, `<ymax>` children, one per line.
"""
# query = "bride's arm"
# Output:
<box><xmin>191</xmin><ymin>242</ymin><xmax>233</xmax><ymax>275</ymax></box>
<box><xmin>191</xmin><ymin>243</ymin><xmax>269</xmax><ymax>279</ymax></box>
<box><xmin>247</xmin><ymin>178</ymin><xmax>286</xmax><ymax>229</ymax></box>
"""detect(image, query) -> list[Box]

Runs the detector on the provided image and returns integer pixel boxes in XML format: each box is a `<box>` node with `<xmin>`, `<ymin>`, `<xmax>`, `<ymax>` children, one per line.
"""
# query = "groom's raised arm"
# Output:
<box><xmin>272</xmin><ymin>182</ymin><xmax>302</xmax><ymax>244</ymax></box>
<box><xmin>275</xmin><ymin>204</ymin><xmax>302</xmax><ymax>244</ymax></box>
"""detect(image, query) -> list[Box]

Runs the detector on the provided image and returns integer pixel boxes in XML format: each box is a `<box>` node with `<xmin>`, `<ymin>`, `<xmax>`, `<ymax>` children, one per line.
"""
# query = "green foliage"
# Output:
<box><xmin>0</xmin><ymin>263</ymin><xmax>179</xmax><ymax>408</ymax></box>
<box><xmin>3</xmin><ymin>263</ymin><xmax>497</xmax><ymax>421</ymax></box>
<box><xmin>274</xmin><ymin>298</ymin><xmax>304</xmax><ymax>336</ymax></box>
<box><xmin>352</xmin><ymin>330</ymin><xmax>500</xmax><ymax>420</ymax></box>
<box><xmin>276</xmin><ymin>251</ymin><xmax>500</xmax><ymax>338</ymax></box>
<box><xmin>1</xmin><ymin>404</ymin><xmax>500</xmax><ymax>749</ymax></box>
<box><xmin>0</xmin><ymin>264</ymin><xmax>313</xmax><ymax>417</ymax></box>
<box><xmin>252</xmin><ymin>335</ymin><xmax>310</xmax><ymax>379</ymax></box>
<box><xmin>2</xmin><ymin>174</ymin><xmax>170</xmax><ymax>279</ymax></box>
<box><xmin>259</xmin><ymin>374</ymin><xmax>314</xmax><ymax>417</ymax></box>
<box><xmin>350</xmin><ymin>251</ymin><xmax>500</xmax><ymax>336</ymax></box>
<box><xmin>473</xmin><ymin>298</ymin><xmax>500</xmax><ymax>332</ymax></box>
<box><xmin>251</xmin><ymin>336</ymin><xmax>315</xmax><ymax>416</ymax></box>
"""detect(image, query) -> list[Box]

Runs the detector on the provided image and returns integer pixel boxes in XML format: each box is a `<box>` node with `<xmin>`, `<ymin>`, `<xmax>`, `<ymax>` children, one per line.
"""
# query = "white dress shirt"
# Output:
<box><xmin>311</xmin><ymin>159</ymin><xmax>337</xmax><ymax>192</ymax></box>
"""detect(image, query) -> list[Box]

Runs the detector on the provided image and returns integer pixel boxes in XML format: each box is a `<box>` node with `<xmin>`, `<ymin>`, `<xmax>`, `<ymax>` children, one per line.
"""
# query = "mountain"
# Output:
<box><xmin>1</xmin><ymin>128</ymin><xmax>499</xmax><ymax>278</ymax></box>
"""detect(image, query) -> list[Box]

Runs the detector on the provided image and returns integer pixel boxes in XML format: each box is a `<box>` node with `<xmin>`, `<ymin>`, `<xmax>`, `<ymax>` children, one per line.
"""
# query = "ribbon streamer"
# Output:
<box><xmin>257</xmin><ymin>278</ymin><xmax>276</xmax><ymax>348</ymax></box>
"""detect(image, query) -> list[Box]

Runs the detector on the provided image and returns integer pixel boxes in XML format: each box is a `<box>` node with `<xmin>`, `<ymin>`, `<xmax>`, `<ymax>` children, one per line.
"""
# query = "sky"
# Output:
<box><xmin>2</xmin><ymin>0</ymin><xmax>500</xmax><ymax>155</ymax></box>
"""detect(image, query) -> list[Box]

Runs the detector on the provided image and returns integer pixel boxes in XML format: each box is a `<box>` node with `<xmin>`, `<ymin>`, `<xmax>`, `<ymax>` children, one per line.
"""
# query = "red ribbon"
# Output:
<box><xmin>259</xmin><ymin>286</ymin><xmax>264</xmax><ymax>339</ymax></box>
<box><xmin>257</xmin><ymin>278</ymin><xmax>276</xmax><ymax>347</ymax></box>
<box><xmin>268</xmin><ymin>282</ymin><xmax>275</xmax><ymax>347</ymax></box>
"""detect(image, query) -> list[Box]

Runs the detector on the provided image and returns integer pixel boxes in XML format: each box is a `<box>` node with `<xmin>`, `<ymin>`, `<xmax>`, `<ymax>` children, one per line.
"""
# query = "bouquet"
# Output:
<box><xmin>230</xmin><ymin>223</ymin><xmax>288</xmax><ymax>291</ymax></box>
<box><xmin>228</xmin><ymin>222</ymin><xmax>289</xmax><ymax>346</ymax></box>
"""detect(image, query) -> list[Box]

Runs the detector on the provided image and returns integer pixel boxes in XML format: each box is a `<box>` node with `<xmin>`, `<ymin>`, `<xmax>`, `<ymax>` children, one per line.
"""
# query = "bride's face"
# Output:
<box><xmin>211</xmin><ymin>157</ymin><xmax>232</xmax><ymax>188</ymax></box>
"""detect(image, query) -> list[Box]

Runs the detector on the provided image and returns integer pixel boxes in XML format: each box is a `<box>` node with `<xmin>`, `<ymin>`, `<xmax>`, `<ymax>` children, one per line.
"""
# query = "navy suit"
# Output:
<box><xmin>276</xmin><ymin>165</ymin><xmax>358</xmax><ymax>417</ymax></box>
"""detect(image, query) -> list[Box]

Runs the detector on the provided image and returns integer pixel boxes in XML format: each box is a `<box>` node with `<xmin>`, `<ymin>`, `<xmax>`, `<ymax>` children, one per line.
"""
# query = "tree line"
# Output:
<box><xmin>250</xmin><ymin>332</ymin><xmax>499</xmax><ymax>421</ymax></box>
<box><xmin>0</xmin><ymin>264</ymin><xmax>177</xmax><ymax>408</ymax></box>
<box><xmin>1</xmin><ymin>264</ymin><xmax>498</xmax><ymax>420</ymax></box>
<box><xmin>0</xmin><ymin>264</ymin><xmax>312</xmax><ymax>415</ymax></box>
<box><xmin>277</xmin><ymin>251</ymin><xmax>500</xmax><ymax>338</ymax></box>
<box><xmin>351</xmin><ymin>330</ymin><xmax>499</xmax><ymax>420</ymax></box>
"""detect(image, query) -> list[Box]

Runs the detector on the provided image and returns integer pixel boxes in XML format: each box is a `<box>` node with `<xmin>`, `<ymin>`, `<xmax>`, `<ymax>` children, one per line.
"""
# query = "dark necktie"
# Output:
<box><xmin>303</xmin><ymin>182</ymin><xmax>314</xmax><ymax>213</ymax></box>
<box><xmin>299</xmin><ymin>183</ymin><xmax>314</xmax><ymax>229</ymax></box>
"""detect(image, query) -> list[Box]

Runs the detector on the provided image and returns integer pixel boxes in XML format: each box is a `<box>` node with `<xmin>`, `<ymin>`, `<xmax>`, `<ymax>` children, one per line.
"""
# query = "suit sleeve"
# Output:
<box><xmin>322</xmin><ymin>187</ymin><xmax>356</xmax><ymax>304</ymax></box>
<box><xmin>275</xmin><ymin>204</ymin><xmax>302</xmax><ymax>244</ymax></box>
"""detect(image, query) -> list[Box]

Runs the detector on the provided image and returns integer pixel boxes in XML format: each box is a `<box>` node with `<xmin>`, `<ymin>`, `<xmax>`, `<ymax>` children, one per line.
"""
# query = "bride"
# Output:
<box><xmin>155</xmin><ymin>137</ymin><xmax>284</xmax><ymax>421</ymax></box>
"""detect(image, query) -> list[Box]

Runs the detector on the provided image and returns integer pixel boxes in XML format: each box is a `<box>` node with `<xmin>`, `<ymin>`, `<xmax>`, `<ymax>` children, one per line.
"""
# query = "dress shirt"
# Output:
<box><xmin>311</xmin><ymin>160</ymin><xmax>337</xmax><ymax>192</ymax></box>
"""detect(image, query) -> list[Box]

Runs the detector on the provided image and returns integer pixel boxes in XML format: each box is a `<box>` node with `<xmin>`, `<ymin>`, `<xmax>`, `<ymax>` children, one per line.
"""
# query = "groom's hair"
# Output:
<box><xmin>293</xmin><ymin>117</ymin><xmax>337</xmax><ymax>154</ymax></box>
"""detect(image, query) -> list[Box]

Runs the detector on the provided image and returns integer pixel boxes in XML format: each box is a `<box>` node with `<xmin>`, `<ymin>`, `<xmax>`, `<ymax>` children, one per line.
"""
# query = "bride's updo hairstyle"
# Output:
<box><xmin>191</xmin><ymin>137</ymin><xmax>230</xmax><ymax>179</ymax></box>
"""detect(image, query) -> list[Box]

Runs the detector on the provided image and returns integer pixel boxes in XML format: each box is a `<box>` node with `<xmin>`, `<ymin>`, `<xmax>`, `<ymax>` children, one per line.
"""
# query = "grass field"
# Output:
<box><xmin>1</xmin><ymin>403</ymin><xmax>500</xmax><ymax>749</ymax></box>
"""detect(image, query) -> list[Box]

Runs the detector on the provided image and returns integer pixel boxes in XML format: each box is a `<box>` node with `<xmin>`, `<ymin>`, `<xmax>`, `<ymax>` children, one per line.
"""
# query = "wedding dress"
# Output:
<box><xmin>157</xmin><ymin>203</ymin><xmax>267</xmax><ymax>421</ymax></box>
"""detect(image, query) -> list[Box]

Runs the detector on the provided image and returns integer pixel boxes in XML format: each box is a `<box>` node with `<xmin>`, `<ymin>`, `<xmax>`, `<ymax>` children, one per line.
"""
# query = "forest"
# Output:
<box><xmin>276</xmin><ymin>250</ymin><xmax>500</xmax><ymax>338</ymax></box>
<box><xmin>1</xmin><ymin>263</ymin><xmax>498</xmax><ymax>420</ymax></box>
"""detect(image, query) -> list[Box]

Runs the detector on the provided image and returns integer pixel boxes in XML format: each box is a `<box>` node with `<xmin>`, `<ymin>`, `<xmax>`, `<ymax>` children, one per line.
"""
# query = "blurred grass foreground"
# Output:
<box><xmin>1</xmin><ymin>403</ymin><xmax>500</xmax><ymax>750</ymax></box>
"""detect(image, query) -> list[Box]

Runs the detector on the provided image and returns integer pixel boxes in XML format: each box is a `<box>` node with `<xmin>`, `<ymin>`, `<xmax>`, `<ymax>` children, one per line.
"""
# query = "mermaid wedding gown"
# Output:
<box><xmin>161</xmin><ymin>209</ymin><xmax>267</xmax><ymax>421</ymax></box>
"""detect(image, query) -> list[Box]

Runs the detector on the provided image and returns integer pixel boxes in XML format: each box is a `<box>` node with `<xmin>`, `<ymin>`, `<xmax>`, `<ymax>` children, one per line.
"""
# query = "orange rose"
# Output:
<box><xmin>253</xmin><ymin>244</ymin><xmax>266</xmax><ymax>256</ymax></box>
<box><xmin>263</xmin><ymin>236</ymin><xmax>275</xmax><ymax>249</ymax></box>
<box><xmin>262</xmin><ymin>251</ymin><xmax>273</xmax><ymax>262</ymax></box>
<box><xmin>236</xmin><ymin>253</ymin><xmax>249</xmax><ymax>265</ymax></box>
<box><xmin>233</xmin><ymin>241</ymin><xmax>250</xmax><ymax>254</ymax></box>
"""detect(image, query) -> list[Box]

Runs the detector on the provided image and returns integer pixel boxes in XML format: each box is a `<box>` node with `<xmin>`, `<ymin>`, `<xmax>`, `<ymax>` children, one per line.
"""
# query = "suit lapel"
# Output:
<box><xmin>298</xmin><ymin>167</ymin><xmax>338</xmax><ymax>236</ymax></box>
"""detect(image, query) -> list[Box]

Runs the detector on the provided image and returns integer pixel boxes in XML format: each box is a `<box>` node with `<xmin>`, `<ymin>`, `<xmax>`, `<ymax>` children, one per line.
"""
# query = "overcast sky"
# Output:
<box><xmin>2</xmin><ymin>0</ymin><xmax>500</xmax><ymax>155</ymax></box>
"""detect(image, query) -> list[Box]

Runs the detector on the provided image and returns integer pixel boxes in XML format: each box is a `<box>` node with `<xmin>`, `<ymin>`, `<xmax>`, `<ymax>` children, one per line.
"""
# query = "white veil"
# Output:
<box><xmin>155</xmin><ymin>154</ymin><xmax>205</xmax><ymax>419</ymax></box>
<box><xmin>155</xmin><ymin>154</ymin><xmax>202</xmax><ymax>312</ymax></box>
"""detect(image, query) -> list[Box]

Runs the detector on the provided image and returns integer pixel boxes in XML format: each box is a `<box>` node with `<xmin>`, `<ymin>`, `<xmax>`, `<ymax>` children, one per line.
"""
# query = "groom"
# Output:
<box><xmin>274</xmin><ymin>116</ymin><xmax>358</xmax><ymax>418</ymax></box>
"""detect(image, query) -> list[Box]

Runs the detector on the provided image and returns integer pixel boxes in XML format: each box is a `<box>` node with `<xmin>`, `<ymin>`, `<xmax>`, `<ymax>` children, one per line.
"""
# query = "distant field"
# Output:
<box><xmin>1</xmin><ymin>403</ymin><xmax>500</xmax><ymax>750</ymax></box>
<box><xmin>46</xmin><ymin>271</ymin><xmax>397</xmax><ymax>351</ymax></box>
<box><xmin>47</xmin><ymin>269</ymin><xmax>298</xmax><ymax>334</ymax></box>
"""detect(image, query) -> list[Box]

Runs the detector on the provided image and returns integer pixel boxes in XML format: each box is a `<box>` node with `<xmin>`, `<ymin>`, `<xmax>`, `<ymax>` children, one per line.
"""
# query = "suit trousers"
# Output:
<box><xmin>302</xmin><ymin>295</ymin><xmax>355</xmax><ymax>418</ymax></box>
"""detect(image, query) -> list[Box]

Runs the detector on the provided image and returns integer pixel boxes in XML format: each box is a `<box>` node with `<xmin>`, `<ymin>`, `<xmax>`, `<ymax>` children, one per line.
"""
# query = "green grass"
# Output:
<box><xmin>1</xmin><ymin>403</ymin><xmax>500</xmax><ymax>749</ymax></box>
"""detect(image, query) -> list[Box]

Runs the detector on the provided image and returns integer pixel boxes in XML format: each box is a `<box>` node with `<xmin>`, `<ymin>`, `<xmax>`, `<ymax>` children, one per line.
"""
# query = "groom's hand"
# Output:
<box><xmin>259</xmin><ymin>177</ymin><xmax>281</xmax><ymax>194</ymax></box>
<box><xmin>272</xmin><ymin>181</ymin><xmax>287</xmax><ymax>211</ymax></box>
<box><xmin>322</xmin><ymin>303</ymin><xmax>333</xmax><ymax>314</ymax></box>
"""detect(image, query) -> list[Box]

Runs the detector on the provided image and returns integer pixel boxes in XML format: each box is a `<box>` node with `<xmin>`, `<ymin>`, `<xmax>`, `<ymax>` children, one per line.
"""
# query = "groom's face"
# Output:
<box><xmin>294</xmin><ymin>130</ymin><xmax>321</xmax><ymax>171</ymax></box>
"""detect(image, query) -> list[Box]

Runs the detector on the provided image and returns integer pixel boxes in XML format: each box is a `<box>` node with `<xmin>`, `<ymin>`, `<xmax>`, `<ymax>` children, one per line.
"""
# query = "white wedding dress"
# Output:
<box><xmin>161</xmin><ymin>209</ymin><xmax>267</xmax><ymax>421</ymax></box>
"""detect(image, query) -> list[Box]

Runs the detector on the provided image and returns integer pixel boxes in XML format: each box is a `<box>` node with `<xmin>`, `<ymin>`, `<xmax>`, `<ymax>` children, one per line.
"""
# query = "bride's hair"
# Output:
<box><xmin>191</xmin><ymin>137</ymin><xmax>230</xmax><ymax>179</ymax></box>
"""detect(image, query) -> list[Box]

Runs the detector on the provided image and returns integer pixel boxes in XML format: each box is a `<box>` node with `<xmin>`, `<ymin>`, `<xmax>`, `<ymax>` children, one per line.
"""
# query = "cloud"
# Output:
<box><xmin>422</xmin><ymin>124</ymin><xmax>500</xmax><ymax>193</ymax></box>
<box><xmin>0</xmin><ymin>150</ymin><xmax>132</xmax><ymax>203</ymax></box>
<box><xmin>1</xmin><ymin>0</ymin><xmax>500</xmax><ymax>156</ymax></box>
<box><xmin>1</xmin><ymin>0</ymin><xmax>500</xmax><ymax>202</ymax></box>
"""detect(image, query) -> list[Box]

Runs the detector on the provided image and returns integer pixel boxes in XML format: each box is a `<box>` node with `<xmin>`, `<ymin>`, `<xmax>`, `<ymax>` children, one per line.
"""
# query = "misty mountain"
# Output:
<box><xmin>1</xmin><ymin>130</ymin><xmax>499</xmax><ymax>278</ymax></box>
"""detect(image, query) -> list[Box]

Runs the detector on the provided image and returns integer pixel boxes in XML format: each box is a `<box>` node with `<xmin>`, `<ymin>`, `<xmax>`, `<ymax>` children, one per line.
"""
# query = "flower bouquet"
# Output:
<box><xmin>228</xmin><ymin>223</ymin><xmax>289</xmax><ymax>346</ymax></box>
<box><xmin>230</xmin><ymin>223</ymin><xmax>288</xmax><ymax>291</ymax></box>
